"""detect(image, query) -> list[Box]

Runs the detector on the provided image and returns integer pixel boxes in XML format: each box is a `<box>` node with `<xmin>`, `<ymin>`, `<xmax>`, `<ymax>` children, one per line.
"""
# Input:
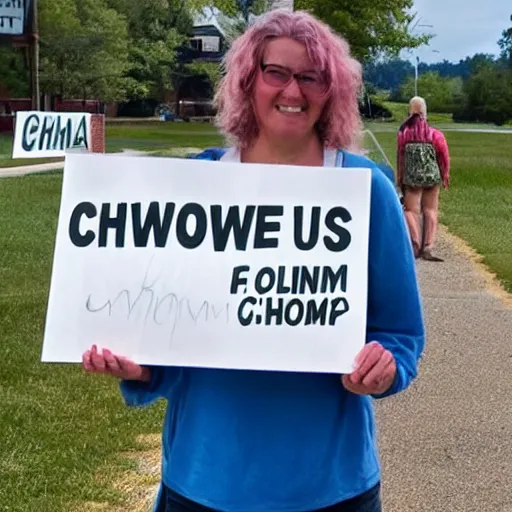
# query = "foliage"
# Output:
<box><xmin>397</xmin><ymin>72</ymin><xmax>464</xmax><ymax>113</ymax></box>
<box><xmin>454</xmin><ymin>64</ymin><xmax>512</xmax><ymax>126</ymax></box>
<box><xmin>186</xmin><ymin>61</ymin><xmax>221</xmax><ymax>88</ymax></box>
<box><xmin>13</xmin><ymin>0</ymin><xmax>199</xmax><ymax>102</ymax></box>
<box><xmin>107</xmin><ymin>0</ymin><xmax>193</xmax><ymax>99</ymax></box>
<box><xmin>191</xmin><ymin>1</ymin><xmax>270</xmax><ymax>45</ymax></box>
<box><xmin>189</xmin><ymin>0</ymin><xmax>267</xmax><ymax>23</ymax></box>
<box><xmin>364</xmin><ymin>58</ymin><xmax>414</xmax><ymax>91</ymax></box>
<box><xmin>359</xmin><ymin>96</ymin><xmax>392</xmax><ymax>120</ymax></box>
<box><xmin>293</xmin><ymin>0</ymin><xmax>431</xmax><ymax>61</ymax></box>
<box><xmin>364</xmin><ymin>54</ymin><xmax>498</xmax><ymax>93</ymax></box>
<box><xmin>125</xmin><ymin>29</ymin><xmax>185</xmax><ymax>98</ymax></box>
<box><xmin>38</xmin><ymin>0</ymin><xmax>131</xmax><ymax>102</ymax></box>
<box><xmin>0</xmin><ymin>46</ymin><xmax>29</xmax><ymax>97</ymax></box>
<box><xmin>192</xmin><ymin>0</ymin><xmax>430</xmax><ymax>56</ymax></box>
<box><xmin>498</xmin><ymin>15</ymin><xmax>512</xmax><ymax>66</ymax></box>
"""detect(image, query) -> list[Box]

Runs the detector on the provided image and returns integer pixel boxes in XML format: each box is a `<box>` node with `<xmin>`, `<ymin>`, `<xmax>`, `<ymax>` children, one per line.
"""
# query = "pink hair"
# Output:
<box><xmin>398</xmin><ymin>114</ymin><xmax>434</xmax><ymax>145</ymax></box>
<box><xmin>214</xmin><ymin>9</ymin><xmax>363</xmax><ymax>151</ymax></box>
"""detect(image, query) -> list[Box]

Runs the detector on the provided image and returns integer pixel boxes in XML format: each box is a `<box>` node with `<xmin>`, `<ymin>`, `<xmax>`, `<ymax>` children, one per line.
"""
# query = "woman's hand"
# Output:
<box><xmin>82</xmin><ymin>344</ymin><xmax>151</xmax><ymax>382</ymax></box>
<box><xmin>342</xmin><ymin>341</ymin><xmax>396</xmax><ymax>396</ymax></box>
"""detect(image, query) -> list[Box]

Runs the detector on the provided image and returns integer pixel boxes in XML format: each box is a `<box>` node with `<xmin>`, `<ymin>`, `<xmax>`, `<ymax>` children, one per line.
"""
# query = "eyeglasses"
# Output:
<box><xmin>260</xmin><ymin>63</ymin><xmax>328</xmax><ymax>95</ymax></box>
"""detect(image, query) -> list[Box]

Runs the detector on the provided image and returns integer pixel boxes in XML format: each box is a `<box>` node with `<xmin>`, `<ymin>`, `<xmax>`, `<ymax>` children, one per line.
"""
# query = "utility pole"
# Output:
<box><xmin>414</xmin><ymin>56</ymin><xmax>419</xmax><ymax>96</ymax></box>
<box><xmin>409</xmin><ymin>18</ymin><xmax>434</xmax><ymax>98</ymax></box>
<box><xmin>31</xmin><ymin>0</ymin><xmax>40</xmax><ymax>110</ymax></box>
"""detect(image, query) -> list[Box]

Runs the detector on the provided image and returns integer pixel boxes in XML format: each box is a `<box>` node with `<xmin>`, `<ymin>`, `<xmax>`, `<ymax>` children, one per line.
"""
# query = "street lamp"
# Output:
<box><xmin>409</xmin><ymin>19</ymin><xmax>434</xmax><ymax>97</ymax></box>
<box><xmin>414</xmin><ymin>48</ymin><xmax>440</xmax><ymax>97</ymax></box>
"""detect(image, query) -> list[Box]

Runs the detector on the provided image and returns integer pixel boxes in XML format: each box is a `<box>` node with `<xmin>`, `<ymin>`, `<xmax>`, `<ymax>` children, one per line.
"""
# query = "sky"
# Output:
<box><xmin>408</xmin><ymin>0</ymin><xmax>511</xmax><ymax>63</ymax></box>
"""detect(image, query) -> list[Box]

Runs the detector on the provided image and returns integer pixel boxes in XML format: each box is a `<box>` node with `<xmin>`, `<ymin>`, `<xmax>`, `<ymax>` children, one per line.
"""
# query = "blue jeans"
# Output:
<box><xmin>163</xmin><ymin>483</ymin><xmax>381</xmax><ymax>512</ymax></box>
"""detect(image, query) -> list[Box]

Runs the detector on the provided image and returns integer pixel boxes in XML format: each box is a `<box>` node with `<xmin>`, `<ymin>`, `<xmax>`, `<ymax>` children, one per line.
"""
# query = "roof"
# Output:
<box><xmin>191</xmin><ymin>24</ymin><xmax>224</xmax><ymax>38</ymax></box>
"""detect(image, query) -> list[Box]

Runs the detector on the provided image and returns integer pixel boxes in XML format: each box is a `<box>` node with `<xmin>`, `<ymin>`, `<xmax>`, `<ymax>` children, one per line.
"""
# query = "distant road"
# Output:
<box><xmin>442</xmin><ymin>128</ymin><xmax>512</xmax><ymax>134</ymax></box>
<box><xmin>369</xmin><ymin>124</ymin><xmax>512</xmax><ymax>134</ymax></box>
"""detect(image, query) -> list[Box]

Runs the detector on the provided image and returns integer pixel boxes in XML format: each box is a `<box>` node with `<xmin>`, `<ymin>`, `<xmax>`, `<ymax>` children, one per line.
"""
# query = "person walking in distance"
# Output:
<box><xmin>397</xmin><ymin>96</ymin><xmax>450</xmax><ymax>261</ymax></box>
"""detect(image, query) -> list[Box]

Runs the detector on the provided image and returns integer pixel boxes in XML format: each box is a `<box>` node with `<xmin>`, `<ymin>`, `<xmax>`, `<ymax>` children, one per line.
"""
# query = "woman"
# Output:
<box><xmin>82</xmin><ymin>10</ymin><xmax>425</xmax><ymax>512</ymax></box>
<box><xmin>397</xmin><ymin>96</ymin><xmax>451</xmax><ymax>261</ymax></box>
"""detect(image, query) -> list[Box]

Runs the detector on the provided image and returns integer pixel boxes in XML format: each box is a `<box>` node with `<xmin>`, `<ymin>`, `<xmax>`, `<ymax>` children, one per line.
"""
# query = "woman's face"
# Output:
<box><xmin>252</xmin><ymin>37</ymin><xmax>328</xmax><ymax>144</ymax></box>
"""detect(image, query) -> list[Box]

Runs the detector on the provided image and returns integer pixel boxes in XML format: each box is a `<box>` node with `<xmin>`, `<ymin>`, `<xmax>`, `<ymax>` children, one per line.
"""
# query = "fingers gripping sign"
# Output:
<box><xmin>82</xmin><ymin>345</ymin><xmax>151</xmax><ymax>382</ymax></box>
<box><xmin>342</xmin><ymin>341</ymin><xmax>396</xmax><ymax>396</ymax></box>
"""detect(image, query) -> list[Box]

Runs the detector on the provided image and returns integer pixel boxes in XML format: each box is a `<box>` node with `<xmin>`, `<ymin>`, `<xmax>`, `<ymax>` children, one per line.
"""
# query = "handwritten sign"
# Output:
<box><xmin>12</xmin><ymin>111</ymin><xmax>91</xmax><ymax>158</ymax></box>
<box><xmin>41</xmin><ymin>153</ymin><xmax>372</xmax><ymax>374</ymax></box>
<box><xmin>0</xmin><ymin>0</ymin><xmax>27</xmax><ymax>36</ymax></box>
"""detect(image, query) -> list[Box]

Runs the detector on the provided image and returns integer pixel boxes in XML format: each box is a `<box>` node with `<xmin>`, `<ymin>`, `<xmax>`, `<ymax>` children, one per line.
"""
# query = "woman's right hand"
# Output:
<box><xmin>82</xmin><ymin>344</ymin><xmax>151</xmax><ymax>382</ymax></box>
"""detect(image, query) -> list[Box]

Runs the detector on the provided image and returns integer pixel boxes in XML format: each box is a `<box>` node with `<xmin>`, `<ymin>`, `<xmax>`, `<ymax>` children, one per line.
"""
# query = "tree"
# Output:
<box><xmin>293</xmin><ymin>0</ymin><xmax>431</xmax><ymax>61</ymax></box>
<box><xmin>189</xmin><ymin>1</ymin><xmax>269</xmax><ymax>46</ymax></box>
<box><xmin>106</xmin><ymin>0</ymin><xmax>194</xmax><ymax>99</ymax></box>
<box><xmin>38</xmin><ymin>0</ymin><xmax>132</xmax><ymax>102</ymax></box>
<box><xmin>364</xmin><ymin>58</ymin><xmax>415</xmax><ymax>91</ymax></box>
<box><xmin>398</xmin><ymin>72</ymin><xmax>463</xmax><ymax>113</ymax></box>
<box><xmin>186</xmin><ymin>61</ymin><xmax>221</xmax><ymax>88</ymax></box>
<box><xmin>498</xmin><ymin>15</ymin><xmax>512</xmax><ymax>66</ymax></box>
<box><xmin>454</xmin><ymin>64</ymin><xmax>512</xmax><ymax>126</ymax></box>
<box><xmin>0</xmin><ymin>46</ymin><xmax>29</xmax><ymax>97</ymax></box>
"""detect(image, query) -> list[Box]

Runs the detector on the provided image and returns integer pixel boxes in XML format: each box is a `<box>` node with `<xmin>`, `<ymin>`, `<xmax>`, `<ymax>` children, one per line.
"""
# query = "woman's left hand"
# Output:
<box><xmin>342</xmin><ymin>341</ymin><xmax>396</xmax><ymax>396</ymax></box>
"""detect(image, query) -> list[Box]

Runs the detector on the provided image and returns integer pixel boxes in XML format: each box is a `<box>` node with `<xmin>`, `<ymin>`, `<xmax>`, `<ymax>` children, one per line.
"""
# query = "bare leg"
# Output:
<box><xmin>403</xmin><ymin>187</ymin><xmax>423</xmax><ymax>258</ymax></box>
<box><xmin>421</xmin><ymin>185</ymin><xmax>443</xmax><ymax>261</ymax></box>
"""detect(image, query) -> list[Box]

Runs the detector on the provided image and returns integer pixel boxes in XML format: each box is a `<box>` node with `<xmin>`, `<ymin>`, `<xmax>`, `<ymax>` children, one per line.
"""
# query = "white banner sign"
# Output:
<box><xmin>41</xmin><ymin>153</ymin><xmax>372</xmax><ymax>374</ymax></box>
<box><xmin>12</xmin><ymin>111</ymin><xmax>92</xmax><ymax>159</ymax></box>
<box><xmin>0</xmin><ymin>0</ymin><xmax>26</xmax><ymax>35</ymax></box>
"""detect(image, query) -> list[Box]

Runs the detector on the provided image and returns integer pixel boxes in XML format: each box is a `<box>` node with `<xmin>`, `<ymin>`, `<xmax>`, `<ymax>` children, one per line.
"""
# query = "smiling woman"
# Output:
<box><xmin>214</xmin><ymin>11</ymin><xmax>363</xmax><ymax>165</ymax></box>
<box><xmin>81</xmin><ymin>9</ymin><xmax>425</xmax><ymax>512</ymax></box>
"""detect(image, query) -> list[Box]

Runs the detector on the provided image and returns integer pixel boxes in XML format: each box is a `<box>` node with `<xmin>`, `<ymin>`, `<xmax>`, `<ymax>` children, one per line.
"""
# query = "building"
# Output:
<box><xmin>173</xmin><ymin>22</ymin><xmax>227</xmax><ymax>119</ymax></box>
<box><xmin>186</xmin><ymin>24</ymin><xmax>226</xmax><ymax>62</ymax></box>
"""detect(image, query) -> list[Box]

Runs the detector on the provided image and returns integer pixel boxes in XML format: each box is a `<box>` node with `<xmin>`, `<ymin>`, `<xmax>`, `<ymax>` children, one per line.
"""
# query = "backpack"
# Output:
<box><xmin>403</xmin><ymin>142</ymin><xmax>441</xmax><ymax>187</ymax></box>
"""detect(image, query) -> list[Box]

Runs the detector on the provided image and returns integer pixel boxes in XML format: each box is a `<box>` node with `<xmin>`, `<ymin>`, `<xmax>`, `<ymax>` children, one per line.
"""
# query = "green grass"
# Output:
<box><xmin>0</xmin><ymin>122</ymin><xmax>223</xmax><ymax>167</ymax></box>
<box><xmin>0</xmin><ymin>134</ymin><xmax>62</xmax><ymax>169</ymax></box>
<box><xmin>380</xmin><ymin>101</ymin><xmax>454</xmax><ymax>125</ymax></box>
<box><xmin>1</xmin><ymin>125</ymin><xmax>512</xmax><ymax>510</ymax></box>
<box><xmin>0</xmin><ymin>174</ymin><xmax>166</xmax><ymax>511</ymax></box>
<box><xmin>105</xmin><ymin>121</ymin><xmax>222</xmax><ymax>153</ymax></box>
<box><xmin>370</xmin><ymin>101</ymin><xmax>512</xmax><ymax>130</ymax></box>
<box><xmin>368</xmin><ymin>129</ymin><xmax>512</xmax><ymax>292</ymax></box>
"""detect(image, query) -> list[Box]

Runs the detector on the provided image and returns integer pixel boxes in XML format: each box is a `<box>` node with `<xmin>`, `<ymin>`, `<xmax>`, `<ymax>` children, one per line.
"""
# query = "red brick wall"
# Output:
<box><xmin>54</xmin><ymin>98</ymin><xmax>101</xmax><ymax>113</ymax></box>
<box><xmin>90</xmin><ymin>114</ymin><xmax>105</xmax><ymax>153</ymax></box>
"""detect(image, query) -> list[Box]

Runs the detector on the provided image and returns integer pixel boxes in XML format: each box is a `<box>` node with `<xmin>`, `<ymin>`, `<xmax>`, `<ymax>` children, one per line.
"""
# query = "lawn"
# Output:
<box><xmin>0</xmin><ymin>173</ymin><xmax>169</xmax><ymax>511</ymax></box>
<box><xmin>0</xmin><ymin>121</ymin><xmax>222</xmax><ymax>168</ymax></box>
<box><xmin>0</xmin><ymin>133</ymin><xmax>62</xmax><ymax>169</ymax></box>
<box><xmin>380</xmin><ymin>101</ymin><xmax>454</xmax><ymax>125</ymax></box>
<box><xmin>369</xmin><ymin>127</ymin><xmax>512</xmax><ymax>292</ymax></box>
<box><xmin>0</xmin><ymin>124</ymin><xmax>511</xmax><ymax>511</ymax></box>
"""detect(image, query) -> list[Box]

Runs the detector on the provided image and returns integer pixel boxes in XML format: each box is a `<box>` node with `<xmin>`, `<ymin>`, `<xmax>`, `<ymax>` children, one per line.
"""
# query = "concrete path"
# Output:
<box><xmin>376</xmin><ymin>227</ymin><xmax>512</xmax><ymax>512</ymax></box>
<box><xmin>0</xmin><ymin>160</ymin><xmax>64</xmax><ymax>178</ymax></box>
<box><xmin>0</xmin><ymin>149</ymin><xmax>148</xmax><ymax>178</ymax></box>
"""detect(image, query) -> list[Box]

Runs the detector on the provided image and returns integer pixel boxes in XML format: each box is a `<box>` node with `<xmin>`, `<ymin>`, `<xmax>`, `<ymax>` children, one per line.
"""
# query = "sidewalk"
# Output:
<box><xmin>0</xmin><ymin>161</ymin><xmax>65</xmax><ymax>178</ymax></box>
<box><xmin>0</xmin><ymin>149</ymin><xmax>148</xmax><ymax>179</ymax></box>
<box><xmin>376</xmin><ymin>226</ymin><xmax>512</xmax><ymax>511</ymax></box>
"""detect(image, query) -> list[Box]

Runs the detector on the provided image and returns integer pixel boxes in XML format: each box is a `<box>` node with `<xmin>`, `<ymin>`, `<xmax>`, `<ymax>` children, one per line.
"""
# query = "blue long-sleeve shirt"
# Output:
<box><xmin>120</xmin><ymin>148</ymin><xmax>425</xmax><ymax>512</ymax></box>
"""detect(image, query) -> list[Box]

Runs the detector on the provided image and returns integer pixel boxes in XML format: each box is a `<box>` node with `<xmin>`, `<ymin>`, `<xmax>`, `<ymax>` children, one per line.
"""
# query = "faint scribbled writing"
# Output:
<box><xmin>85</xmin><ymin>256</ymin><xmax>230</xmax><ymax>344</ymax></box>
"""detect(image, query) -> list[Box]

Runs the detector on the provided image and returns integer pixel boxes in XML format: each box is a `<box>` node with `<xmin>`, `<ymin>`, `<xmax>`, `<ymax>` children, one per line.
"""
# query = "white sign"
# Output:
<box><xmin>41</xmin><ymin>153</ymin><xmax>372</xmax><ymax>374</ymax></box>
<box><xmin>12</xmin><ymin>111</ymin><xmax>92</xmax><ymax>159</ymax></box>
<box><xmin>0</xmin><ymin>0</ymin><xmax>25</xmax><ymax>35</ymax></box>
<box><xmin>269</xmin><ymin>0</ymin><xmax>294</xmax><ymax>11</ymax></box>
<box><xmin>201</xmin><ymin>35</ymin><xmax>220</xmax><ymax>52</ymax></box>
